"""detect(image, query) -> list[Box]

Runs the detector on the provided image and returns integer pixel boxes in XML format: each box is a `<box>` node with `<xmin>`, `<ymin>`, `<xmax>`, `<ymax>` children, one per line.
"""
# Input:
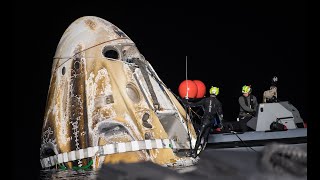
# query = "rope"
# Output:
<box><xmin>72</xmin><ymin>159</ymin><xmax>94</xmax><ymax>170</ymax></box>
<box><xmin>52</xmin><ymin>37</ymin><xmax>130</xmax><ymax>74</ymax></box>
<box><xmin>231</xmin><ymin>131</ymin><xmax>258</xmax><ymax>153</ymax></box>
<box><xmin>189</xmin><ymin>107</ymin><xmax>202</xmax><ymax>119</ymax></box>
<box><xmin>58</xmin><ymin>159</ymin><xmax>94</xmax><ymax>171</ymax></box>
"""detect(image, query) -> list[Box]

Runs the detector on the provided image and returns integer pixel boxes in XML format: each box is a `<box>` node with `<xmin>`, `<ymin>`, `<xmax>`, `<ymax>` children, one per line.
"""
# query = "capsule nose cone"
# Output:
<box><xmin>55</xmin><ymin>16</ymin><xmax>132</xmax><ymax>58</ymax></box>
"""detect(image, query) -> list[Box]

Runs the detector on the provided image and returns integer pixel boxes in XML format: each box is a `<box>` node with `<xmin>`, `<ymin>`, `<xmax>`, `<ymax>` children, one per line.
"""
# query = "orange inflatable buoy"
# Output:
<box><xmin>178</xmin><ymin>80</ymin><xmax>198</xmax><ymax>99</ymax></box>
<box><xmin>193</xmin><ymin>80</ymin><xmax>206</xmax><ymax>98</ymax></box>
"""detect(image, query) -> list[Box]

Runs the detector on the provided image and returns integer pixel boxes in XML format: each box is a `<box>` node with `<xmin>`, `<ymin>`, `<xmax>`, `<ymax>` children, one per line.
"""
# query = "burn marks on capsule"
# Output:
<box><xmin>40</xmin><ymin>127</ymin><xmax>58</xmax><ymax>160</ymax></box>
<box><xmin>113</xmin><ymin>26</ymin><xmax>126</xmax><ymax>38</ymax></box>
<box><xmin>142</xmin><ymin>113</ymin><xmax>152</xmax><ymax>129</ymax></box>
<box><xmin>68</xmin><ymin>47</ymin><xmax>91</xmax><ymax>166</ymax></box>
<box><xmin>97</xmin><ymin>121</ymin><xmax>135</xmax><ymax>142</ymax></box>
<box><xmin>85</xmin><ymin>19</ymin><xmax>97</xmax><ymax>30</ymax></box>
<box><xmin>95</xmin><ymin>95</ymin><xmax>114</xmax><ymax>108</ymax></box>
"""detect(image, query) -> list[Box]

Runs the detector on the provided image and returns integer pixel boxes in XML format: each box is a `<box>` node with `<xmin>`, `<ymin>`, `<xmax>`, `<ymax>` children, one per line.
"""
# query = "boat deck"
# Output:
<box><xmin>207</xmin><ymin>128</ymin><xmax>307</xmax><ymax>149</ymax></box>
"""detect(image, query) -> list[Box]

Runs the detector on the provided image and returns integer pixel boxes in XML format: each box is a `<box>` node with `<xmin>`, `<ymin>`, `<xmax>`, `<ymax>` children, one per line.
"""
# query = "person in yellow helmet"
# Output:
<box><xmin>182</xmin><ymin>86</ymin><xmax>223</xmax><ymax>158</ymax></box>
<box><xmin>238</xmin><ymin>85</ymin><xmax>258</xmax><ymax>132</ymax></box>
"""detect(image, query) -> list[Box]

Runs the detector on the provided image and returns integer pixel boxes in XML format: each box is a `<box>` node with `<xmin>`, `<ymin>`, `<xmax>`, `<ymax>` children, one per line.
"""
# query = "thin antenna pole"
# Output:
<box><xmin>186</xmin><ymin>56</ymin><xmax>189</xmax><ymax>99</ymax></box>
<box><xmin>185</xmin><ymin>55</ymin><xmax>193</xmax><ymax>151</ymax></box>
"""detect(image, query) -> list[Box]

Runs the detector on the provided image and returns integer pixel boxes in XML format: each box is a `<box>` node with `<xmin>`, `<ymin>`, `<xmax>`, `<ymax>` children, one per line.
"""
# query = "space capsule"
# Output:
<box><xmin>39</xmin><ymin>16</ymin><xmax>197</xmax><ymax>170</ymax></box>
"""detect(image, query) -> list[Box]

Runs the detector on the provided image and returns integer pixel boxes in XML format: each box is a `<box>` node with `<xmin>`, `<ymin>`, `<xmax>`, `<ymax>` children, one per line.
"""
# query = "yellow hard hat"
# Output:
<box><xmin>242</xmin><ymin>85</ymin><xmax>251</xmax><ymax>93</ymax></box>
<box><xmin>209</xmin><ymin>86</ymin><xmax>219</xmax><ymax>95</ymax></box>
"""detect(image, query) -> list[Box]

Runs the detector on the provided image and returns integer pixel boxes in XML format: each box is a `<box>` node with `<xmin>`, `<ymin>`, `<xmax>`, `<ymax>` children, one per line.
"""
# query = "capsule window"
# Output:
<box><xmin>126</xmin><ymin>83</ymin><xmax>140</xmax><ymax>103</ymax></box>
<box><xmin>62</xmin><ymin>67</ymin><xmax>66</xmax><ymax>75</ymax></box>
<box><xmin>102</xmin><ymin>46</ymin><xmax>119</xmax><ymax>60</ymax></box>
<box><xmin>74</xmin><ymin>61</ymin><xmax>80</xmax><ymax>69</ymax></box>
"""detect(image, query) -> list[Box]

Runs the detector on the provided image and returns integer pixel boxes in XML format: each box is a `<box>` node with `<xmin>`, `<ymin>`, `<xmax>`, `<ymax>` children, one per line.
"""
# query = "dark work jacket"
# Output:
<box><xmin>185</xmin><ymin>95</ymin><xmax>223</xmax><ymax>121</ymax></box>
<box><xmin>238</xmin><ymin>94</ymin><xmax>258</xmax><ymax>116</ymax></box>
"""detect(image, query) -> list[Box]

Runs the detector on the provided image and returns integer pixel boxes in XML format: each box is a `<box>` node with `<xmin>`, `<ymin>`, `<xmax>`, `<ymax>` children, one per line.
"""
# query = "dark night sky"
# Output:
<box><xmin>13</xmin><ymin>1</ymin><xmax>308</xmax><ymax>179</ymax></box>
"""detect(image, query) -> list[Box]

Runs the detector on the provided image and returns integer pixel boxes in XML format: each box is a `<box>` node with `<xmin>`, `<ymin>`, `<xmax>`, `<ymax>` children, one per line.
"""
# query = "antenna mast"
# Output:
<box><xmin>186</xmin><ymin>56</ymin><xmax>189</xmax><ymax>99</ymax></box>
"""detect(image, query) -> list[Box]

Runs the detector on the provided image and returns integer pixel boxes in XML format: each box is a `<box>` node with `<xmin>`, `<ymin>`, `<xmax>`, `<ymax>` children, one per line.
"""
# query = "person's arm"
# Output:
<box><xmin>239</xmin><ymin>96</ymin><xmax>254</xmax><ymax>112</ymax></box>
<box><xmin>263</xmin><ymin>91</ymin><xmax>267</xmax><ymax>103</ymax></box>
<box><xmin>217</xmin><ymin>104</ymin><xmax>223</xmax><ymax>121</ymax></box>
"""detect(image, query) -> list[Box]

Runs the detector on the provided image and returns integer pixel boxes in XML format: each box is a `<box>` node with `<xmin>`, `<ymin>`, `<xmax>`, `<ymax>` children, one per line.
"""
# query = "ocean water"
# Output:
<box><xmin>39</xmin><ymin>166</ymin><xmax>194</xmax><ymax>179</ymax></box>
<box><xmin>40</xmin><ymin>169</ymin><xmax>98</xmax><ymax>180</ymax></box>
<box><xmin>39</xmin><ymin>144</ymin><xmax>307</xmax><ymax>180</ymax></box>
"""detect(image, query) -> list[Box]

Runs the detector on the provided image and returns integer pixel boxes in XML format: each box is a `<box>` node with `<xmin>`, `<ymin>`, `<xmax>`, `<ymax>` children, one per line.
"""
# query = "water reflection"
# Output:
<box><xmin>40</xmin><ymin>169</ymin><xmax>98</xmax><ymax>180</ymax></box>
<box><xmin>39</xmin><ymin>166</ymin><xmax>194</xmax><ymax>180</ymax></box>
